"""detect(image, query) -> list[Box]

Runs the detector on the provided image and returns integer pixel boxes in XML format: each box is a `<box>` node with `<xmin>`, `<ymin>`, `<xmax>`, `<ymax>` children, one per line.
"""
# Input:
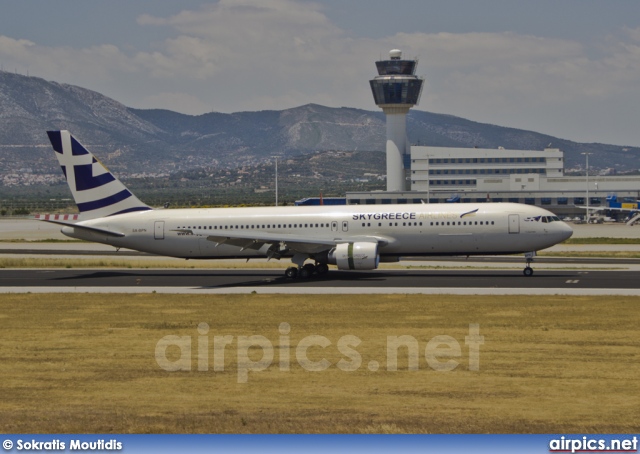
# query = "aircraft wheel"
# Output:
<box><xmin>302</xmin><ymin>263</ymin><xmax>316</xmax><ymax>275</ymax></box>
<box><xmin>523</xmin><ymin>267</ymin><xmax>533</xmax><ymax>277</ymax></box>
<box><xmin>299</xmin><ymin>267</ymin><xmax>311</xmax><ymax>279</ymax></box>
<box><xmin>316</xmin><ymin>263</ymin><xmax>329</xmax><ymax>275</ymax></box>
<box><xmin>285</xmin><ymin>267</ymin><xmax>298</xmax><ymax>279</ymax></box>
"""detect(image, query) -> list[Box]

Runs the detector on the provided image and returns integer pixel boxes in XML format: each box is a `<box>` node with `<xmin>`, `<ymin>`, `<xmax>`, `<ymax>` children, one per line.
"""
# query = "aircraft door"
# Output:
<box><xmin>154</xmin><ymin>221</ymin><xmax>165</xmax><ymax>240</ymax></box>
<box><xmin>342</xmin><ymin>221</ymin><xmax>349</xmax><ymax>232</ymax></box>
<box><xmin>508</xmin><ymin>214</ymin><xmax>520</xmax><ymax>234</ymax></box>
<box><xmin>331</xmin><ymin>221</ymin><xmax>338</xmax><ymax>232</ymax></box>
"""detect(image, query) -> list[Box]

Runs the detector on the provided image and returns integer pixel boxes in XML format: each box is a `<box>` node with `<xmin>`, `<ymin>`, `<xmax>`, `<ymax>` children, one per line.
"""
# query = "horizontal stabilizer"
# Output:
<box><xmin>37</xmin><ymin>218</ymin><xmax>125</xmax><ymax>237</ymax></box>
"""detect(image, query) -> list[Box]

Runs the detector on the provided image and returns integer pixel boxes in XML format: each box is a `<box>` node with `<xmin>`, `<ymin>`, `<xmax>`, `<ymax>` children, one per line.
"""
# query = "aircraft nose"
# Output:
<box><xmin>559</xmin><ymin>221</ymin><xmax>573</xmax><ymax>241</ymax></box>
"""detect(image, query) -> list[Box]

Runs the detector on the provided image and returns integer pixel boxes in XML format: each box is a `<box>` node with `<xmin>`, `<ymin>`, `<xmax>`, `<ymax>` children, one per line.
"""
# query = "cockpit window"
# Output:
<box><xmin>525</xmin><ymin>215</ymin><xmax>564</xmax><ymax>223</ymax></box>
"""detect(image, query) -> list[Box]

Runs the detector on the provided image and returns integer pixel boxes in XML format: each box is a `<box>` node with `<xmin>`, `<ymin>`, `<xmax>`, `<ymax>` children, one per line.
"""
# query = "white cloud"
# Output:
<box><xmin>386</xmin><ymin>29</ymin><xmax>640</xmax><ymax>144</ymax></box>
<box><xmin>0</xmin><ymin>35</ymin><xmax>136</xmax><ymax>84</ymax></box>
<box><xmin>1</xmin><ymin>2</ymin><xmax>640</xmax><ymax>144</ymax></box>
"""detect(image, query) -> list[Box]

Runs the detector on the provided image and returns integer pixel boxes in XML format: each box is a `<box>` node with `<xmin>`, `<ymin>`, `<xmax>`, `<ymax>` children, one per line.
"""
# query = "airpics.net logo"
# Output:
<box><xmin>549</xmin><ymin>436</ymin><xmax>638</xmax><ymax>453</ymax></box>
<box><xmin>155</xmin><ymin>323</ymin><xmax>484</xmax><ymax>383</ymax></box>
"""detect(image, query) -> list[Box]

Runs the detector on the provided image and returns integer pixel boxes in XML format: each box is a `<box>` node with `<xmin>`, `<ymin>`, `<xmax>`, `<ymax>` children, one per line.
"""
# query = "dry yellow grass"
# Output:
<box><xmin>0</xmin><ymin>293</ymin><xmax>638</xmax><ymax>433</ymax></box>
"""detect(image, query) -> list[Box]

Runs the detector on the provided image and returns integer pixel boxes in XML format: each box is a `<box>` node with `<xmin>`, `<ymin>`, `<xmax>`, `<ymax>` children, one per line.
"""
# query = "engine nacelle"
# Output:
<box><xmin>327</xmin><ymin>242</ymin><xmax>379</xmax><ymax>270</ymax></box>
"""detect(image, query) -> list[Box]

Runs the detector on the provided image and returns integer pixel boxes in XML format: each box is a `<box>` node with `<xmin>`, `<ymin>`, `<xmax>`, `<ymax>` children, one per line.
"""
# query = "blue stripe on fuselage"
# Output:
<box><xmin>108</xmin><ymin>206</ymin><xmax>152</xmax><ymax>216</ymax></box>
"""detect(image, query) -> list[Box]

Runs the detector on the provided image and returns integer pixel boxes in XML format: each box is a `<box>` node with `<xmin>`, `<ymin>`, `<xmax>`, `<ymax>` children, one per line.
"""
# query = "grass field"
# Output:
<box><xmin>0</xmin><ymin>293</ymin><xmax>638</xmax><ymax>433</ymax></box>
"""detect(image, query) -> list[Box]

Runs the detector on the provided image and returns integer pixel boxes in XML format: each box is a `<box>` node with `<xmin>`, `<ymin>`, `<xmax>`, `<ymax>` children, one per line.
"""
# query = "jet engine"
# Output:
<box><xmin>327</xmin><ymin>242</ymin><xmax>379</xmax><ymax>270</ymax></box>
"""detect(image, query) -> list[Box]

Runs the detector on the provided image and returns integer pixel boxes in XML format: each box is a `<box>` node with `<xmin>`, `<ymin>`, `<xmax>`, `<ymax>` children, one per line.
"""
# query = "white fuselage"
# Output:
<box><xmin>61</xmin><ymin>202</ymin><xmax>572</xmax><ymax>260</ymax></box>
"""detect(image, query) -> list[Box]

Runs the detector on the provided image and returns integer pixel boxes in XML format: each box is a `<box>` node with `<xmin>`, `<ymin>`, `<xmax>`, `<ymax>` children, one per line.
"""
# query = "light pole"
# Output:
<box><xmin>274</xmin><ymin>157</ymin><xmax>278</xmax><ymax>207</ymax></box>
<box><xmin>425</xmin><ymin>154</ymin><xmax>432</xmax><ymax>203</ymax></box>
<box><xmin>581</xmin><ymin>152</ymin><xmax>592</xmax><ymax>222</ymax></box>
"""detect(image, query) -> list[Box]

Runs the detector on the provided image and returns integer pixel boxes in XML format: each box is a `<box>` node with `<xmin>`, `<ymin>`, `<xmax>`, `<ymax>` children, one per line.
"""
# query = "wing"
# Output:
<box><xmin>576</xmin><ymin>206</ymin><xmax>639</xmax><ymax>213</ymax></box>
<box><xmin>200</xmin><ymin>230</ymin><xmax>391</xmax><ymax>256</ymax></box>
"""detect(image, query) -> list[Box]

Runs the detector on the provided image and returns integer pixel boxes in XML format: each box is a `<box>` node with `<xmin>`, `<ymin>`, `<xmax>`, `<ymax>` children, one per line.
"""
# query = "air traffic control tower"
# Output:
<box><xmin>370</xmin><ymin>49</ymin><xmax>423</xmax><ymax>191</ymax></box>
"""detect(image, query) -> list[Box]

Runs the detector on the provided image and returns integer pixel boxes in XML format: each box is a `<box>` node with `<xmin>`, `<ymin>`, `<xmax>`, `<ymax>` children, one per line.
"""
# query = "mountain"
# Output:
<box><xmin>406</xmin><ymin>112</ymin><xmax>640</xmax><ymax>171</ymax></box>
<box><xmin>127</xmin><ymin>104</ymin><xmax>386</xmax><ymax>163</ymax></box>
<box><xmin>1</xmin><ymin>71</ymin><xmax>639</xmax><ymax>180</ymax></box>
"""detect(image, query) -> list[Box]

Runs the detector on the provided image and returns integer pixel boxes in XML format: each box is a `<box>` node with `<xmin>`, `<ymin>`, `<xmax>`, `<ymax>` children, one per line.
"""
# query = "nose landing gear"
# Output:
<box><xmin>523</xmin><ymin>251</ymin><xmax>536</xmax><ymax>276</ymax></box>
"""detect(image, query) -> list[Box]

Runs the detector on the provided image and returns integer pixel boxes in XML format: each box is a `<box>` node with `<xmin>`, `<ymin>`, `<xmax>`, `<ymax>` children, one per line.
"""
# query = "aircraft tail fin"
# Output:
<box><xmin>46</xmin><ymin>130</ymin><xmax>151</xmax><ymax>219</ymax></box>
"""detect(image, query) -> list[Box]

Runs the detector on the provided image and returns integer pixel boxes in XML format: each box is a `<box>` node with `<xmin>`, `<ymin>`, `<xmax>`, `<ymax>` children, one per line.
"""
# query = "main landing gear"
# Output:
<box><xmin>284</xmin><ymin>253</ymin><xmax>329</xmax><ymax>278</ymax></box>
<box><xmin>284</xmin><ymin>263</ymin><xmax>329</xmax><ymax>279</ymax></box>
<box><xmin>523</xmin><ymin>251</ymin><xmax>536</xmax><ymax>276</ymax></box>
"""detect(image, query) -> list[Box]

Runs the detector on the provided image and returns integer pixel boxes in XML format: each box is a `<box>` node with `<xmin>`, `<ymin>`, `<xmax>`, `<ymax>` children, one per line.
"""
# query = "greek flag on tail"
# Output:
<box><xmin>46</xmin><ymin>131</ymin><xmax>151</xmax><ymax>219</ymax></box>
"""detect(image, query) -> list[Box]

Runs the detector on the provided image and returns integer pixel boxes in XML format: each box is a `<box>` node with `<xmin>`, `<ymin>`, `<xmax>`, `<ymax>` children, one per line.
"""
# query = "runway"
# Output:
<box><xmin>1</xmin><ymin>268</ymin><xmax>639</xmax><ymax>295</ymax></box>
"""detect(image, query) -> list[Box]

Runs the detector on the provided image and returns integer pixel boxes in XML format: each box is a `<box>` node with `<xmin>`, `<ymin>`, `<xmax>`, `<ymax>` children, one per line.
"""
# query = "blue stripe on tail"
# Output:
<box><xmin>73</xmin><ymin>164</ymin><xmax>116</xmax><ymax>191</ymax></box>
<box><xmin>47</xmin><ymin>131</ymin><xmax>63</xmax><ymax>154</ymax></box>
<box><xmin>46</xmin><ymin>130</ymin><xmax>152</xmax><ymax>219</ymax></box>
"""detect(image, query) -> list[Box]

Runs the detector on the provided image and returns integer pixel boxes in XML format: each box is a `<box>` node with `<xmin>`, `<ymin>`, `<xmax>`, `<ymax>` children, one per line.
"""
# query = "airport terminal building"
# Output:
<box><xmin>347</xmin><ymin>145</ymin><xmax>640</xmax><ymax>217</ymax></box>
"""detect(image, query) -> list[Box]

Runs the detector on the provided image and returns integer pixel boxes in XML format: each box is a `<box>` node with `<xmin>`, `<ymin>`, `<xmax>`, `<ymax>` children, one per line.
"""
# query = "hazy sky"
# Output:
<box><xmin>1</xmin><ymin>0</ymin><xmax>639</xmax><ymax>146</ymax></box>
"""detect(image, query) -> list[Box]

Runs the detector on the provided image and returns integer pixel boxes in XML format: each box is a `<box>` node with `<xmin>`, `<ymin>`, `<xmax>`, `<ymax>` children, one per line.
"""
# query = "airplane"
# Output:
<box><xmin>577</xmin><ymin>195</ymin><xmax>640</xmax><ymax>225</ymax></box>
<box><xmin>38</xmin><ymin>130</ymin><xmax>573</xmax><ymax>277</ymax></box>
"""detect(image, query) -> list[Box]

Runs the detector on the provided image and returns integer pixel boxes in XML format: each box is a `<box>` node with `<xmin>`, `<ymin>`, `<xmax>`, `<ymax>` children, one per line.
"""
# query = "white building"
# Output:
<box><xmin>410</xmin><ymin>146</ymin><xmax>564</xmax><ymax>193</ymax></box>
